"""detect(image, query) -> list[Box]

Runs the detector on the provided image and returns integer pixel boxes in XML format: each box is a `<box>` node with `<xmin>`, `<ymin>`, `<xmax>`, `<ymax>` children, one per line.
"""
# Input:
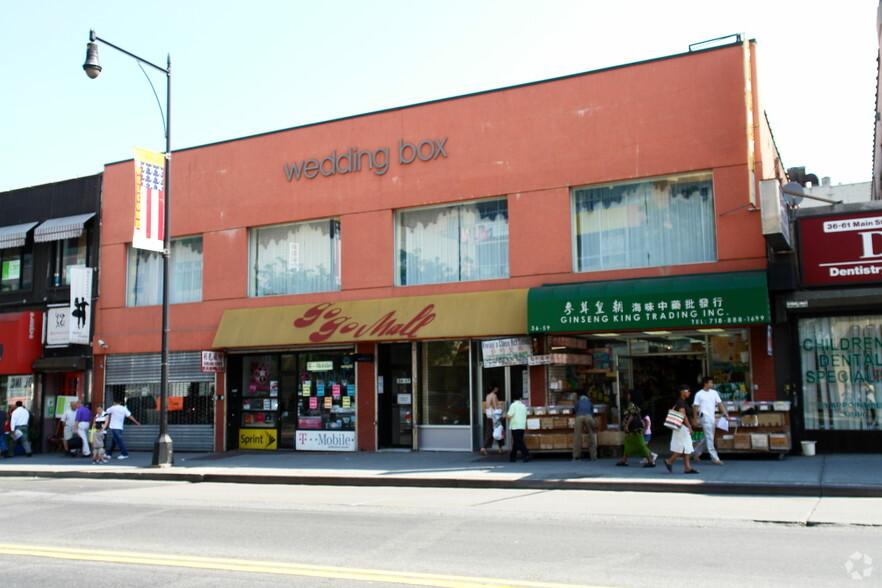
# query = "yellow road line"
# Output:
<box><xmin>0</xmin><ymin>544</ymin><xmax>604</xmax><ymax>588</ymax></box>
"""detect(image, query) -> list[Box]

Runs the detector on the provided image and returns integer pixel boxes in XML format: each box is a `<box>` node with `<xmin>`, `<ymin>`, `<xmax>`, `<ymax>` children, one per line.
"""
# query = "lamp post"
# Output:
<box><xmin>83</xmin><ymin>30</ymin><xmax>173</xmax><ymax>467</ymax></box>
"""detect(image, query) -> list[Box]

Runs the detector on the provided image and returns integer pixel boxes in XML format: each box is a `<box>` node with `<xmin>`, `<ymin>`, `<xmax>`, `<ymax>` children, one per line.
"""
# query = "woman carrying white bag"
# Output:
<box><xmin>663</xmin><ymin>385</ymin><xmax>699</xmax><ymax>474</ymax></box>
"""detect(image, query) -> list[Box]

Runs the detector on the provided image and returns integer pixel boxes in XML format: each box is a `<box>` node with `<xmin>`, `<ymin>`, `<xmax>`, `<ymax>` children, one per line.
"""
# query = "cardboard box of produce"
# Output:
<box><xmin>750</xmin><ymin>433</ymin><xmax>769</xmax><ymax>450</ymax></box>
<box><xmin>597</xmin><ymin>431</ymin><xmax>625</xmax><ymax>446</ymax></box>
<box><xmin>541</xmin><ymin>417</ymin><xmax>555</xmax><ymax>430</ymax></box>
<box><xmin>741</xmin><ymin>414</ymin><xmax>759</xmax><ymax>427</ymax></box>
<box><xmin>524</xmin><ymin>435</ymin><xmax>541</xmax><ymax>449</ymax></box>
<box><xmin>551</xmin><ymin>434</ymin><xmax>568</xmax><ymax>449</ymax></box>
<box><xmin>769</xmin><ymin>434</ymin><xmax>790</xmax><ymax>449</ymax></box>
<box><xmin>757</xmin><ymin>413</ymin><xmax>784</xmax><ymax>427</ymax></box>
<box><xmin>734</xmin><ymin>433</ymin><xmax>751</xmax><ymax>449</ymax></box>
<box><xmin>553</xmin><ymin>417</ymin><xmax>569</xmax><ymax>429</ymax></box>
<box><xmin>715</xmin><ymin>435</ymin><xmax>735</xmax><ymax>450</ymax></box>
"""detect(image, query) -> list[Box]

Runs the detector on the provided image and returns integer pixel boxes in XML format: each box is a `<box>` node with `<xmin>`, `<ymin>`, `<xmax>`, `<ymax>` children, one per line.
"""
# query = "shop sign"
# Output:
<box><xmin>45</xmin><ymin>306</ymin><xmax>71</xmax><ymax>346</ymax></box>
<box><xmin>482</xmin><ymin>337</ymin><xmax>533</xmax><ymax>368</ymax></box>
<box><xmin>284</xmin><ymin>137</ymin><xmax>448</xmax><ymax>181</ymax></box>
<box><xmin>799</xmin><ymin>211</ymin><xmax>882</xmax><ymax>286</ymax></box>
<box><xmin>239</xmin><ymin>428</ymin><xmax>278</xmax><ymax>450</ymax></box>
<box><xmin>799</xmin><ymin>316</ymin><xmax>882</xmax><ymax>431</ymax></box>
<box><xmin>528</xmin><ymin>272</ymin><xmax>770</xmax><ymax>333</ymax></box>
<box><xmin>201</xmin><ymin>351</ymin><xmax>225</xmax><ymax>373</ymax></box>
<box><xmin>213</xmin><ymin>289</ymin><xmax>528</xmax><ymax>347</ymax></box>
<box><xmin>528</xmin><ymin>354</ymin><xmax>552</xmax><ymax>365</ymax></box>
<box><xmin>69</xmin><ymin>267</ymin><xmax>92</xmax><ymax>345</ymax></box>
<box><xmin>296</xmin><ymin>430</ymin><xmax>356</xmax><ymax>452</ymax></box>
<box><xmin>307</xmin><ymin>361</ymin><xmax>334</xmax><ymax>372</ymax></box>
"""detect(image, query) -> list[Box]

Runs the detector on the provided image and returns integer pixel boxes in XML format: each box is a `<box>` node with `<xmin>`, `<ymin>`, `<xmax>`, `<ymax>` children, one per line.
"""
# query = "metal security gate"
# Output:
<box><xmin>104</xmin><ymin>352</ymin><xmax>215</xmax><ymax>451</ymax></box>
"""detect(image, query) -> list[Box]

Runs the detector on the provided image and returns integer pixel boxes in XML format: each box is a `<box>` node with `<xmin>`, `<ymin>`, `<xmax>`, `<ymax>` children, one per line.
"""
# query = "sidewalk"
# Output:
<box><xmin>1</xmin><ymin>449</ymin><xmax>880</xmax><ymax>497</ymax></box>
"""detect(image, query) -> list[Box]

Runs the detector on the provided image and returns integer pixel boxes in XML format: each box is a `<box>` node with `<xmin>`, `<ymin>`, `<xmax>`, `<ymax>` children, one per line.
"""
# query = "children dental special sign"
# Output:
<box><xmin>799</xmin><ymin>211</ymin><xmax>882</xmax><ymax>286</ymax></box>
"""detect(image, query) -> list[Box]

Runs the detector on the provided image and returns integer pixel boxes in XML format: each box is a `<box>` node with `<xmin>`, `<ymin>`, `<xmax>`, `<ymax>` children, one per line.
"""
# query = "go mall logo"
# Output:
<box><xmin>284</xmin><ymin>137</ymin><xmax>448</xmax><ymax>181</ymax></box>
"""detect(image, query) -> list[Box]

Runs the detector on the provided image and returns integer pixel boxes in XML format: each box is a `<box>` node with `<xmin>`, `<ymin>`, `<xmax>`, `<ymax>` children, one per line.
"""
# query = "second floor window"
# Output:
<box><xmin>1</xmin><ymin>247</ymin><xmax>33</xmax><ymax>293</ymax></box>
<box><xmin>250</xmin><ymin>219</ymin><xmax>341</xmax><ymax>297</ymax></box>
<box><xmin>397</xmin><ymin>198</ymin><xmax>509</xmax><ymax>286</ymax></box>
<box><xmin>50</xmin><ymin>234</ymin><xmax>88</xmax><ymax>287</ymax></box>
<box><xmin>126</xmin><ymin>236</ymin><xmax>203</xmax><ymax>306</ymax></box>
<box><xmin>572</xmin><ymin>172</ymin><xmax>716</xmax><ymax>272</ymax></box>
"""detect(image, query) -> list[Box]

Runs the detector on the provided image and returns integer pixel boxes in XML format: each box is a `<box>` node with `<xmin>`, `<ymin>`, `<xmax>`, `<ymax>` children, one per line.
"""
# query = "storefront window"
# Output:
<box><xmin>1</xmin><ymin>247</ymin><xmax>33</xmax><ymax>292</ymax></box>
<box><xmin>249</xmin><ymin>219</ymin><xmax>341</xmax><ymax>297</ymax></box>
<box><xmin>1</xmin><ymin>375</ymin><xmax>34</xmax><ymax>410</ymax></box>
<box><xmin>239</xmin><ymin>351</ymin><xmax>356</xmax><ymax>451</ymax></box>
<box><xmin>397</xmin><ymin>198</ymin><xmax>509</xmax><ymax>286</ymax></box>
<box><xmin>572</xmin><ymin>172</ymin><xmax>716</xmax><ymax>272</ymax></box>
<box><xmin>126</xmin><ymin>236</ymin><xmax>203</xmax><ymax>306</ymax></box>
<box><xmin>799</xmin><ymin>316</ymin><xmax>882</xmax><ymax>431</ymax></box>
<box><xmin>419</xmin><ymin>340</ymin><xmax>471</xmax><ymax>425</ymax></box>
<box><xmin>105</xmin><ymin>382</ymin><xmax>214</xmax><ymax>425</ymax></box>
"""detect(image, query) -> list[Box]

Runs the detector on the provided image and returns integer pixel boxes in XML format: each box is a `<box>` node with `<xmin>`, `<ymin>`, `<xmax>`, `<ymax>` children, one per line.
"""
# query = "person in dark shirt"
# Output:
<box><xmin>572</xmin><ymin>395</ymin><xmax>597</xmax><ymax>461</ymax></box>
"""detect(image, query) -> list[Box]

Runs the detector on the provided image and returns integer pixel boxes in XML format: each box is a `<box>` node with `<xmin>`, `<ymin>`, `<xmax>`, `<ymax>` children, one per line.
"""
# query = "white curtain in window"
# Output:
<box><xmin>573</xmin><ymin>172</ymin><xmax>716</xmax><ymax>272</ymax></box>
<box><xmin>251</xmin><ymin>219</ymin><xmax>340</xmax><ymax>296</ymax></box>
<box><xmin>398</xmin><ymin>199</ymin><xmax>508</xmax><ymax>286</ymax></box>
<box><xmin>127</xmin><ymin>237</ymin><xmax>202</xmax><ymax>306</ymax></box>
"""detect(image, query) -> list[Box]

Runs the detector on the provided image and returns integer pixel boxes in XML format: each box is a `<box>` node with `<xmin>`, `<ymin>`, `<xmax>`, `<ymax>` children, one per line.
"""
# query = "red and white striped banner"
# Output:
<box><xmin>133</xmin><ymin>147</ymin><xmax>166</xmax><ymax>252</ymax></box>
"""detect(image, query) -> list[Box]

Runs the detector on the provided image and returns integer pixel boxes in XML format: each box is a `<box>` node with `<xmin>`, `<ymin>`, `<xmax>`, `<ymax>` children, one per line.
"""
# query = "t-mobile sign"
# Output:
<box><xmin>799</xmin><ymin>211</ymin><xmax>882</xmax><ymax>286</ymax></box>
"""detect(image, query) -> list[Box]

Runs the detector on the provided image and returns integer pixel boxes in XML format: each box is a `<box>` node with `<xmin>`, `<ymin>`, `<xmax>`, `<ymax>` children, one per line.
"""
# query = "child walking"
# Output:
<box><xmin>91</xmin><ymin>404</ymin><xmax>108</xmax><ymax>464</ymax></box>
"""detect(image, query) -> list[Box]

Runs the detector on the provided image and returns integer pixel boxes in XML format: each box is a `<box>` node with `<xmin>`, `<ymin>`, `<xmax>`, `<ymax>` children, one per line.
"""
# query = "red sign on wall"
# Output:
<box><xmin>799</xmin><ymin>211</ymin><xmax>882</xmax><ymax>286</ymax></box>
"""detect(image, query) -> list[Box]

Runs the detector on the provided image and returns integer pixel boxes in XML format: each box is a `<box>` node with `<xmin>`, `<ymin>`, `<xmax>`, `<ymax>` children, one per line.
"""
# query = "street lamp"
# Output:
<box><xmin>83</xmin><ymin>30</ymin><xmax>173</xmax><ymax>467</ymax></box>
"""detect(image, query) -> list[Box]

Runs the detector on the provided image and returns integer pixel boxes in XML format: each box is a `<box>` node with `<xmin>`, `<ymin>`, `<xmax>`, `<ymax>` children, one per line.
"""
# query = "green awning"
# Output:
<box><xmin>528</xmin><ymin>271</ymin><xmax>770</xmax><ymax>334</ymax></box>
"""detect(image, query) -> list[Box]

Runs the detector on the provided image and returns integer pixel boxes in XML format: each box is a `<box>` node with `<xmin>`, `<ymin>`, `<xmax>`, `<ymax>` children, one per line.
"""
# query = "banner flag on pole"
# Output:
<box><xmin>69</xmin><ymin>267</ymin><xmax>93</xmax><ymax>345</ymax></box>
<box><xmin>133</xmin><ymin>147</ymin><xmax>165</xmax><ymax>252</ymax></box>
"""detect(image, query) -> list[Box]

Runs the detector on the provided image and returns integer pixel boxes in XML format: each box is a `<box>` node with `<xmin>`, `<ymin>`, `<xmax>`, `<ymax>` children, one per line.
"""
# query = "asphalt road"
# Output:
<box><xmin>0</xmin><ymin>478</ymin><xmax>878</xmax><ymax>587</ymax></box>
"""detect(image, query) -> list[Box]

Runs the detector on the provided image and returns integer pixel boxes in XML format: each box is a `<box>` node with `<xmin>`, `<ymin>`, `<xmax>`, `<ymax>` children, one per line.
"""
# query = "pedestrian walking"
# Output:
<box><xmin>5</xmin><ymin>401</ymin><xmax>32</xmax><ymax>458</ymax></box>
<box><xmin>616</xmin><ymin>392</ymin><xmax>655</xmax><ymax>467</ymax></box>
<box><xmin>664</xmin><ymin>385</ymin><xmax>699</xmax><ymax>474</ymax></box>
<box><xmin>505</xmin><ymin>392</ymin><xmax>532</xmax><ymax>463</ymax></box>
<box><xmin>91</xmin><ymin>404</ymin><xmax>108</xmax><ymax>464</ymax></box>
<box><xmin>572</xmin><ymin>395</ymin><xmax>597</xmax><ymax>461</ymax></box>
<box><xmin>692</xmin><ymin>377</ymin><xmax>729</xmax><ymax>465</ymax></box>
<box><xmin>74</xmin><ymin>401</ymin><xmax>92</xmax><ymax>458</ymax></box>
<box><xmin>60</xmin><ymin>400</ymin><xmax>77</xmax><ymax>455</ymax></box>
<box><xmin>105</xmin><ymin>398</ymin><xmax>141</xmax><ymax>460</ymax></box>
<box><xmin>0</xmin><ymin>407</ymin><xmax>7</xmax><ymax>455</ymax></box>
<box><xmin>639</xmin><ymin>410</ymin><xmax>658</xmax><ymax>466</ymax></box>
<box><xmin>480</xmin><ymin>382</ymin><xmax>505</xmax><ymax>455</ymax></box>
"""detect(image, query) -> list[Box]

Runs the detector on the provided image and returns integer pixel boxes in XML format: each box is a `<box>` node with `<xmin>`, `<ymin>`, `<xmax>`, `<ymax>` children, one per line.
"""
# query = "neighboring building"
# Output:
<box><xmin>92</xmin><ymin>38</ymin><xmax>785</xmax><ymax>454</ymax></box>
<box><xmin>803</xmin><ymin>178</ymin><xmax>872</xmax><ymax>208</ymax></box>
<box><xmin>769</xmin><ymin>201</ymin><xmax>882</xmax><ymax>452</ymax></box>
<box><xmin>0</xmin><ymin>175</ymin><xmax>101</xmax><ymax>452</ymax></box>
<box><xmin>873</xmin><ymin>0</ymin><xmax>882</xmax><ymax>201</ymax></box>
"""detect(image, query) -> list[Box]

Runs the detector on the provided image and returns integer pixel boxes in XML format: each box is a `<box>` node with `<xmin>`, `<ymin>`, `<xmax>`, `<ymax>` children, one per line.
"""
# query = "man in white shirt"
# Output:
<box><xmin>692</xmin><ymin>377</ymin><xmax>729</xmax><ymax>466</ymax></box>
<box><xmin>5</xmin><ymin>401</ymin><xmax>32</xmax><ymax>457</ymax></box>
<box><xmin>105</xmin><ymin>399</ymin><xmax>141</xmax><ymax>460</ymax></box>
<box><xmin>60</xmin><ymin>400</ymin><xmax>77</xmax><ymax>455</ymax></box>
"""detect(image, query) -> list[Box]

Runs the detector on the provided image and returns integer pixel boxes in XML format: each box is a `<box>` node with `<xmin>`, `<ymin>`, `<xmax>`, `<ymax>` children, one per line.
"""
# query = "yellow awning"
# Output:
<box><xmin>213</xmin><ymin>289</ymin><xmax>528</xmax><ymax>348</ymax></box>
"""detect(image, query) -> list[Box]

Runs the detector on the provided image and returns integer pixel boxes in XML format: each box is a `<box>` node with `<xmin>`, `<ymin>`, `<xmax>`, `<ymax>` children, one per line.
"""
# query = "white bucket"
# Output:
<box><xmin>801</xmin><ymin>440</ymin><xmax>817</xmax><ymax>456</ymax></box>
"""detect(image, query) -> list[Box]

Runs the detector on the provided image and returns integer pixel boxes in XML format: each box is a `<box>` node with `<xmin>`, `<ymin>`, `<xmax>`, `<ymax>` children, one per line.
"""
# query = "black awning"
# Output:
<box><xmin>32</xmin><ymin>356</ymin><xmax>90</xmax><ymax>372</ymax></box>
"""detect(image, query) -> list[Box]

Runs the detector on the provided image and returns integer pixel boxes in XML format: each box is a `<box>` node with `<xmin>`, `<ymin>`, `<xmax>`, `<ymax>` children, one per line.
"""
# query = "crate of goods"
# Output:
<box><xmin>716</xmin><ymin>435</ymin><xmax>735</xmax><ymax>450</ymax></box>
<box><xmin>551</xmin><ymin>417</ymin><xmax>568</xmax><ymax>429</ymax></box>
<box><xmin>773</xmin><ymin>401</ymin><xmax>791</xmax><ymax>411</ymax></box>
<box><xmin>597</xmin><ymin>431</ymin><xmax>624</xmax><ymax>446</ymax></box>
<box><xmin>549</xmin><ymin>434</ymin><xmax>566</xmax><ymax>449</ymax></box>
<box><xmin>533</xmin><ymin>407</ymin><xmax>547</xmax><ymax>416</ymax></box>
<box><xmin>741</xmin><ymin>414</ymin><xmax>759</xmax><ymax>427</ymax></box>
<box><xmin>540</xmin><ymin>437</ymin><xmax>555</xmax><ymax>450</ymax></box>
<box><xmin>757</xmin><ymin>413</ymin><xmax>784</xmax><ymax>427</ymax></box>
<box><xmin>524</xmin><ymin>435</ymin><xmax>541</xmax><ymax>449</ymax></box>
<box><xmin>734</xmin><ymin>433</ymin><xmax>752</xmax><ymax>449</ymax></box>
<box><xmin>750</xmin><ymin>433</ymin><xmax>769</xmax><ymax>450</ymax></box>
<box><xmin>769</xmin><ymin>434</ymin><xmax>790</xmax><ymax>449</ymax></box>
<box><xmin>540</xmin><ymin>417</ymin><xmax>555</xmax><ymax>430</ymax></box>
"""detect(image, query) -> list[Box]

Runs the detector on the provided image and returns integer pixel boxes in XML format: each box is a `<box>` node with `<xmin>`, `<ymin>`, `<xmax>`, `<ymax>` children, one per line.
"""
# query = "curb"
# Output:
<box><xmin>1</xmin><ymin>468</ymin><xmax>880</xmax><ymax>498</ymax></box>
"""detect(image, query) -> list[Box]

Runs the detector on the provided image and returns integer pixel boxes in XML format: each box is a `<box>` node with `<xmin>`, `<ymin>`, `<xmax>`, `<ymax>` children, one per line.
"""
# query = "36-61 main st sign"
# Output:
<box><xmin>800</xmin><ymin>211</ymin><xmax>882</xmax><ymax>286</ymax></box>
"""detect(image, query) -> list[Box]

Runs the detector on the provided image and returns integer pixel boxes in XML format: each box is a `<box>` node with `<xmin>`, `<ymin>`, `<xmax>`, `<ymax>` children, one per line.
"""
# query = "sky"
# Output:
<box><xmin>1</xmin><ymin>1</ymin><xmax>878</xmax><ymax>193</ymax></box>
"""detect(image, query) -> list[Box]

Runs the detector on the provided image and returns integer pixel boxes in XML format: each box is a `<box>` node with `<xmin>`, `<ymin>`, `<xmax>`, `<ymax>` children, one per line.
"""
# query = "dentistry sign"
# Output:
<box><xmin>799</xmin><ymin>211</ymin><xmax>882</xmax><ymax>286</ymax></box>
<box><xmin>284</xmin><ymin>137</ymin><xmax>448</xmax><ymax>181</ymax></box>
